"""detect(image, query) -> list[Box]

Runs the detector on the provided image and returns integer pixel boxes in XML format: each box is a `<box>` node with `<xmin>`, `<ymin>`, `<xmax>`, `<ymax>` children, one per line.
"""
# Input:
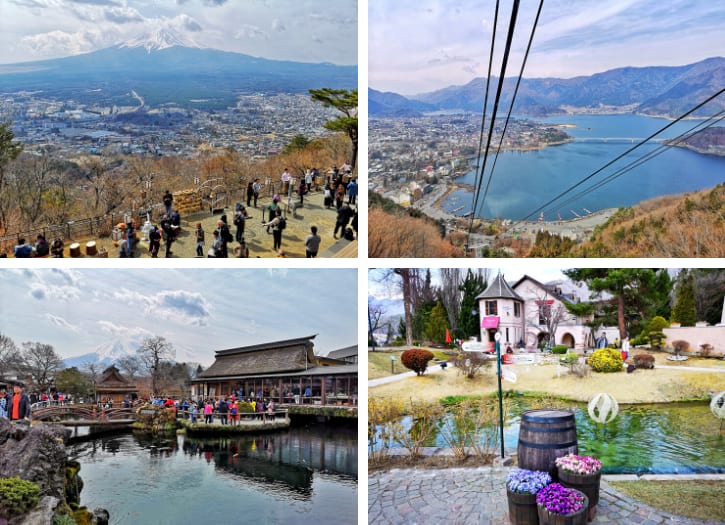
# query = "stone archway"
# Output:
<box><xmin>561</xmin><ymin>332</ymin><xmax>575</xmax><ymax>348</ymax></box>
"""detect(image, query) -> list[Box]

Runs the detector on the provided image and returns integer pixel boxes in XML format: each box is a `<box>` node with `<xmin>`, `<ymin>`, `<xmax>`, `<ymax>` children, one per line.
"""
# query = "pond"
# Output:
<box><xmin>375</xmin><ymin>401</ymin><xmax>725</xmax><ymax>474</ymax></box>
<box><xmin>70</xmin><ymin>424</ymin><xmax>357</xmax><ymax>525</ymax></box>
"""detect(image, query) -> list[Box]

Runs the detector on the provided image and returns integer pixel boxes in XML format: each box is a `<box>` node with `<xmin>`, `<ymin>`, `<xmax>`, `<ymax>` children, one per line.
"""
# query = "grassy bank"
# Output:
<box><xmin>609</xmin><ymin>480</ymin><xmax>725</xmax><ymax>522</ymax></box>
<box><xmin>369</xmin><ymin>350</ymin><xmax>725</xmax><ymax>404</ymax></box>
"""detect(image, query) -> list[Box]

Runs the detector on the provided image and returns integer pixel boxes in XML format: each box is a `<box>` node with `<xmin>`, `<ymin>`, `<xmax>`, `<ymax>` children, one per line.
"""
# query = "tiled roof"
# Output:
<box><xmin>475</xmin><ymin>273</ymin><xmax>523</xmax><ymax>301</ymax></box>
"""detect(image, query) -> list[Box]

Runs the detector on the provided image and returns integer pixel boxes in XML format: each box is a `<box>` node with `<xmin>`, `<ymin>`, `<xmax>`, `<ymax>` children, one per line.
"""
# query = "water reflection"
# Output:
<box><xmin>69</xmin><ymin>424</ymin><xmax>357</xmax><ymax>525</ymax></box>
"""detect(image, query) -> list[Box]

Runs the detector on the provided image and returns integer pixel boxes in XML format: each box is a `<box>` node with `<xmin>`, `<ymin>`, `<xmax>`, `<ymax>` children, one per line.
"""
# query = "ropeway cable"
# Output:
<box><xmin>466</xmin><ymin>0</ymin><xmax>521</xmax><ymax>244</ymax></box>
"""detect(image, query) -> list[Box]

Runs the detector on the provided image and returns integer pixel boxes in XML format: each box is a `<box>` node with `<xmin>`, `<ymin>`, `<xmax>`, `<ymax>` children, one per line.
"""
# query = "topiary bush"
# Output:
<box><xmin>633</xmin><ymin>353</ymin><xmax>655</xmax><ymax>369</ymax></box>
<box><xmin>552</xmin><ymin>345</ymin><xmax>568</xmax><ymax>354</ymax></box>
<box><xmin>400</xmin><ymin>348</ymin><xmax>435</xmax><ymax>376</ymax></box>
<box><xmin>0</xmin><ymin>477</ymin><xmax>41</xmax><ymax>518</ymax></box>
<box><xmin>588</xmin><ymin>347</ymin><xmax>624</xmax><ymax>373</ymax></box>
<box><xmin>672</xmin><ymin>340</ymin><xmax>690</xmax><ymax>356</ymax></box>
<box><xmin>648</xmin><ymin>316</ymin><xmax>670</xmax><ymax>332</ymax></box>
<box><xmin>630</xmin><ymin>334</ymin><xmax>649</xmax><ymax>346</ymax></box>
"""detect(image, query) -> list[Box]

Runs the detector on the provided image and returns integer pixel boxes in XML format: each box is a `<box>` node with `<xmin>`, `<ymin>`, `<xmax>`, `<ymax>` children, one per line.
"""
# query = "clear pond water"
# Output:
<box><xmin>380</xmin><ymin>401</ymin><xmax>725</xmax><ymax>474</ymax></box>
<box><xmin>69</xmin><ymin>424</ymin><xmax>357</xmax><ymax>525</ymax></box>
<box><xmin>442</xmin><ymin>114</ymin><xmax>725</xmax><ymax>220</ymax></box>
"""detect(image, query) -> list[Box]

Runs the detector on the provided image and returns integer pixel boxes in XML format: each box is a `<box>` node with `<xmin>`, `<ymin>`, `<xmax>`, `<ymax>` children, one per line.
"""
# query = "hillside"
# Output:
<box><xmin>370</xmin><ymin>57</ymin><xmax>725</xmax><ymax>118</ymax></box>
<box><xmin>571</xmin><ymin>183</ymin><xmax>725</xmax><ymax>257</ymax></box>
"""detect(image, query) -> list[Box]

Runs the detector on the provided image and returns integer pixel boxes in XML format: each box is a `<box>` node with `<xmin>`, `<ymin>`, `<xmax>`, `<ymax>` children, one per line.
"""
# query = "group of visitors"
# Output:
<box><xmin>175</xmin><ymin>397</ymin><xmax>279</xmax><ymax>426</ymax></box>
<box><xmin>13</xmin><ymin>234</ymin><xmax>63</xmax><ymax>258</ymax></box>
<box><xmin>0</xmin><ymin>381</ymin><xmax>31</xmax><ymax>421</ymax></box>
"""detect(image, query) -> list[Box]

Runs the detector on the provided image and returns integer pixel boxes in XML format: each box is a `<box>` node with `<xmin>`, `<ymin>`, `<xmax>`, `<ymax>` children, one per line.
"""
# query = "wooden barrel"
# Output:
<box><xmin>69</xmin><ymin>242</ymin><xmax>81</xmax><ymax>257</ymax></box>
<box><xmin>517</xmin><ymin>409</ymin><xmax>578</xmax><ymax>477</ymax></box>
<box><xmin>85</xmin><ymin>241</ymin><xmax>97</xmax><ymax>256</ymax></box>
<box><xmin>506</xmin><ymin>488</ymin><xmax>538</xmax><ymax>525</ymax></box>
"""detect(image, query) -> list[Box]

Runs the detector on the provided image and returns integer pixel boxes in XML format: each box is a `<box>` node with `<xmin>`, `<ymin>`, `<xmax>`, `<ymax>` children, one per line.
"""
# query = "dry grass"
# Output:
<box><xmin>609</xmin><ymin>481</ymin><xmax>725</xmax><ymax>522</ymax></box>
<box><xmin>369</xmin><ymin>356</ymin><xmax>725</xmax><ymax>404</ymax></box>
<box><xmin>368</xmin><ymin>348</ymin><xmax>452</xmax><ymax>380</ymax></box>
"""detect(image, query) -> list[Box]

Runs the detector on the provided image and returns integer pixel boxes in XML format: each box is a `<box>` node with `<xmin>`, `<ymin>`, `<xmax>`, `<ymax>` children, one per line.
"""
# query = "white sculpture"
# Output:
<box><xmin>588</xmin><ymin>392</ymin><xmax>619</xmax><ymax>424</ymax></box>
<box><xmin>710</xmin><ymin>391</ymin><xmax>725</xmax><ymax>421</ymax></box>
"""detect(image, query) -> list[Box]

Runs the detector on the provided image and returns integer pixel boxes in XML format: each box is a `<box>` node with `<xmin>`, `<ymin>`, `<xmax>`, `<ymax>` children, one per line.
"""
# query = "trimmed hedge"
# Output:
<box><xmin>588</xmin><ymin>347</ymin><xmax>624</xmax><ymax>373</ymax></box>
<box><xmin>552</xmin><ymin>345</ymin><xmax>568</xmax><ymax>354</ymax></box>
<box><xmin>633</xmin><ymin>354</ymin><xmax>655</xmax><ymax>369</ymax></box>
<box><xmin>400</xmin><ymin>348</ymin><xmax>435</xmax><ymax>376</ymax></box>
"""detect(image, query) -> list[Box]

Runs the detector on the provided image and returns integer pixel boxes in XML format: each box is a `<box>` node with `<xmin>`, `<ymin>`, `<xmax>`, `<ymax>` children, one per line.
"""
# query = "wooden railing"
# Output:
<box><xmin>32</xmin><ymin>404</ymin><xmax>136</xmax><ymax>423</ymax></box>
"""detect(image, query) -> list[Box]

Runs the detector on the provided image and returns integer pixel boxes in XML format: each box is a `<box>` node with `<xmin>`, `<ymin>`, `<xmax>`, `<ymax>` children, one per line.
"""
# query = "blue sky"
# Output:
<box><xmin>0</xmin><ymin>0</ymin><xmax>357</xmax><ymax>65</ymax></box>
<box><xmin>369</xmin><ymin>0</ymin><xmax>724</xmax><ymax>94</ymax></box>
<box><xmin>0</xmin><ymin>268</ymin><xmax>357</xmax><ymax>365</ymax></box>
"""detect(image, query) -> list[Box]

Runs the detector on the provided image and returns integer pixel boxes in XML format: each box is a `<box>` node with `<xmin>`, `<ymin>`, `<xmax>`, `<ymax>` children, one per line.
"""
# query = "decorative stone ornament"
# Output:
<box><xmin>588</xmin><ymin>393</ymin><xmax>619</xmax><ymax>424</ymax></box>
<box><xmin>710</xmin><ymin>391</ymin><xmax>725</xmax><ymax>420</ymax></box>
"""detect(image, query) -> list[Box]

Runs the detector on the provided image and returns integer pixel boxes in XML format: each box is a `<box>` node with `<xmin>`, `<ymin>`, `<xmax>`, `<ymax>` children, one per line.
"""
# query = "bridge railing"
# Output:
<box><xmin>176</xmin><ymin>409</ymin><xmax>289</xmax><ymax>424</ymax></box>
<box><xmin>32</xmin><ymin>404</ymin><xmax>136</xmax><ymax>423</ymax></box>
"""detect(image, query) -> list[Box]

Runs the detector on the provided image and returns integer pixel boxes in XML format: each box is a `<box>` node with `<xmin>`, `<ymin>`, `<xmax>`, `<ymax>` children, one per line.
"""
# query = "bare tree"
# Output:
<box><xmin>526</xmin><ymin>290</ymin><xmax>573</xmax><ymax>349</ymax></box>
<box><xmin>439</xmin><ymin>268</ymin><xmax>463</xmax><ymax>335</ymax></box>
<box><xmin>83</xmin><ymin>361</ymin><xmax>101</xmax><ymax>403</ymax></box>
<box><xmin>368</xmin><ymin>298</ymin><xmax>387</xmax><ymax>351</ymax></box>
<box><xmin>137</xmin><ymin>336</ymin><xmax>175</xmax><ymax>397</ymax></box>
<box><xmin>0</xmin><ymin>333</ymin><xmax>19</xmax><ymax>371</ymax></box>
<box><xmin>116</xmin><ymin>355</ymin><xmax>141</xmax><ymax>381</ymax></box>
<box><xmin>19</xmin><ymin>342</ymin><xmax>64</xmax><ymax>391</ymax></box>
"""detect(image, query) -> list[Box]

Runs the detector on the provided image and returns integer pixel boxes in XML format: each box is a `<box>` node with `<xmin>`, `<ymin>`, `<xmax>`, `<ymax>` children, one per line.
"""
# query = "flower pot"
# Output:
<box><xmin>506</xmin><ymin>487</ymin><xmax>539</xmax><ymax>525</ymax></box>
<box><xmin>557</xmin><ymin>469</ymin><xmax>600</xmax><ymax>521</ymax></box>
<box><xmin>537</xmin><ymin>492</ymin><xmax>588</xmax><ymax>525</ymax></box>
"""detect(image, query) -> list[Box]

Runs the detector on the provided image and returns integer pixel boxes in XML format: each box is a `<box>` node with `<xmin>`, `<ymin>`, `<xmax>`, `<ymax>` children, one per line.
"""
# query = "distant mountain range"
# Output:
<box><xmin>0</xmin><ymin>29</ymin><xmax>357</xmax><ymax>109</ymax></box>
<box><xmin>370</xmin><ymin>57</ymin><xmax>725</xmax><ymax>118</ymax></box>
<box><xmin>63</xmin><ymin>338</ymin><xmax>200</xmax><ymax>370</ymax></box>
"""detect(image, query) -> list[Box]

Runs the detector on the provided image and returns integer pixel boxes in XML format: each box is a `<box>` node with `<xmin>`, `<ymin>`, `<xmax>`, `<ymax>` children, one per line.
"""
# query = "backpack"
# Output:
<box><xmin>344</xmin><ymin>227</ymin><xmax>355</xmax><ymax>241</ymax></box>
<box><xmin>233</xmin><ymin>213</ymin><xmax>243</xmax><ymax>226</ymax></box>
<box><xmin>277</xmin><ymin>217</ymin><xmax>286</xmax><ymax>231</ymax></box>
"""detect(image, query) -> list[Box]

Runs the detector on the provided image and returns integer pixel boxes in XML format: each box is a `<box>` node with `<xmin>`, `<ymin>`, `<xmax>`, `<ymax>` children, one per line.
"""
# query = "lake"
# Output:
<box><xmin>69</xmin><ymin>424</ymin><xmax>357</xmax><ymax>525</ymax></box>
<box><xmin>442</xmin><ymin>114</ymin><xmax>725</xmax><ymax>220</ymax></box>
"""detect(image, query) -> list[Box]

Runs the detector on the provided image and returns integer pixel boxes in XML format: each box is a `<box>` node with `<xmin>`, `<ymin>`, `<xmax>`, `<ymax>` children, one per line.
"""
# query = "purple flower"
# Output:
<box><xmin>536</xmin><ymin>483</ymin><xmax>586</xmax><ymax>515</ymax></box>
<box><xmin>506</xmin><ymin>468</ymin><xmax>552</xmax><ymax>494</ymax></box>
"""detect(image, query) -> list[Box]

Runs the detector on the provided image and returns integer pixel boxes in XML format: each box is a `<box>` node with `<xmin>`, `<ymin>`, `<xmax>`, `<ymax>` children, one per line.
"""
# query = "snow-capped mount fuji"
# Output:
<box><xmin>63</xmin><ymin>339</ymin><xmax>203</xmax><ymax>369</ymax></box>
<box><xmin>0</xmin><ymin>33</ymin><xmax>356</xmax><ymax>109</ymax></box>
<box><xmin>119</xmin><ymin>28</ymin><xmax>202</xmax><ymax>53</ymax></box>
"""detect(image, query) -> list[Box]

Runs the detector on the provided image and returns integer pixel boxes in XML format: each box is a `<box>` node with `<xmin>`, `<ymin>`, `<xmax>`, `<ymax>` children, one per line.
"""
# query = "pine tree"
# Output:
<box><xmin>424</xmin><ymin>302</ymin><xmax>449</xmax><ymax>344</ymax></box>
<box><xmin>672</xmin><ymin>270</ymin><xmax>697</xmax><ymax>326</ymax></box>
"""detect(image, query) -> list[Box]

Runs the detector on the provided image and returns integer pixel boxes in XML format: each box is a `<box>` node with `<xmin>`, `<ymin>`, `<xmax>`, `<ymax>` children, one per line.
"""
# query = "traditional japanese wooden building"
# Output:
<box><xmin>96</xmin><ymin>365</ymin><xmax>137</xmax><ymax>404</ymax></box>
<box><xmin>193</xmin><ymin>335</ymin><xmax>357</xmax><ymax>406</ymax></box>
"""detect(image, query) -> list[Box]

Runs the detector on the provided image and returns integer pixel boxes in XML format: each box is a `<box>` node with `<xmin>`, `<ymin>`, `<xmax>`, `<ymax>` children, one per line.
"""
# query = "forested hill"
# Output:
<box><xmin>571</xmin><ymin>184</ymin><xmax>725</xmax><ymax>258</ymax></box>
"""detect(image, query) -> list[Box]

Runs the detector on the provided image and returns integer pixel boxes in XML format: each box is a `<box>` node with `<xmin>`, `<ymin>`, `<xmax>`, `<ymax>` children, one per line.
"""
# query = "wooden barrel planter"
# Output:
<box><xmin>506</xmin><ymin>488</ymin><xmax>538</xmax><ymax>525</ymax></box>
<box><xmin>537</xmin><ymin>492</ymin><xmax>588</xmax><ymax>525</ymax></box>
<box><xmin>517</xmin><ymin>409</ymin><xmax>578</xmax><ymax>478</ymax></box>
<box><xmin>558</xmin><ymin>470</ymin><xmax>600</xmax><ymax>522</ymax></box>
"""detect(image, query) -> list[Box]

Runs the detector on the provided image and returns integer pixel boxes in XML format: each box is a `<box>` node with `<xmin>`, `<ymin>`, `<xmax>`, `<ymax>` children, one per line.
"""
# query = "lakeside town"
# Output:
<box><xmin>1</xmin><ymin>90</ymin><xmax>341</xmax><ymax>159</ymax></box>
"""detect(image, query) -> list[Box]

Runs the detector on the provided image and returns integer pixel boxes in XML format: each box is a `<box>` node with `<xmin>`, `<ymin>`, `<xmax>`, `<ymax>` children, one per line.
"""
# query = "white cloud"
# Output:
<box><xmin>235</xmin><ymin>24</ymin><xmax>269</xmax><ymax>40</ymax></box>
<box><xmin>45</xmin><ymin>314</ymin><xmax>80</xmax><ymax>332</ymax></box>
<box><xmin>112</xmin><ymin>288</ymin><xmax>211</xmax><ymax>326</ymax></box>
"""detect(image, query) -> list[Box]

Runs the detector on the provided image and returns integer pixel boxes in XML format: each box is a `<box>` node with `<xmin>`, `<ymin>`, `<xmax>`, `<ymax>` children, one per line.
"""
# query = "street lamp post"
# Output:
<box><xmin>495</xmin><ymin>331</ymin><xmax>505</xmax><ymax>458</ymax></box>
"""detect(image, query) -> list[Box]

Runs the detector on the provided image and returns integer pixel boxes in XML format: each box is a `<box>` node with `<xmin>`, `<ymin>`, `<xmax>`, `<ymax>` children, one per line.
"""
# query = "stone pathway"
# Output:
<box><xmin>368</xmin><ymin>467</ymin><xmax>724</xmax><ymax>525</ymax></box>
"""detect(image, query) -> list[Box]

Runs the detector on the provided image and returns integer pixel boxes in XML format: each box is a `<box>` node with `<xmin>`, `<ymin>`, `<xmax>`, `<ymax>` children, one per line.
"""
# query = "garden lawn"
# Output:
<box><xmin>368</xmin><ymin>348</ymin><xmax>452</xmax><ymax>380</ymax></box>
<box><xmin>369</xmin><ymin>358</ymin><xmax>725</xmax><ymax>404</ymax></box>
<box><xmin>608</xmin><ymin>480</ymin><xmax>725</xmax><ymax>522</ymax></box>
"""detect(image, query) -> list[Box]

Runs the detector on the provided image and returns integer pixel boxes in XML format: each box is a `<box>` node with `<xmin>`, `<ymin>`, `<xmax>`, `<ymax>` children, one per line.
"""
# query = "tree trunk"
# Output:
<box><xmin>617</xmin><ymin>294</ymin><xmax>626</xmax><ymax>339</ymax></box>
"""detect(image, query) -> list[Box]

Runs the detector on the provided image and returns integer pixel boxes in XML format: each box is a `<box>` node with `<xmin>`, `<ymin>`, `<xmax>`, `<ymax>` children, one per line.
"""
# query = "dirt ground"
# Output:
<box><xmin>44</xmin><ymin>189</ymin><xmax>356</xmax><ymax>259</ymax></box>
<box><xmin>368</xmin><ymin>350</ymin><xmax>725</xmax><ymax>404</ymax></box>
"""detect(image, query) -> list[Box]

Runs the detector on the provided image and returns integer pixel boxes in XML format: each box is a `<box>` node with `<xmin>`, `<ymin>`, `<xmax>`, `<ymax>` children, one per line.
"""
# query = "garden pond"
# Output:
<box><xmin>373</xmin><ymin>400</ymin><xmax>725</xmax><ymax>474</ymax></box>
<box><xmin>69</xmin><ymin>424</ymin><xmax>357</xmax><ymax>524</ymax></box>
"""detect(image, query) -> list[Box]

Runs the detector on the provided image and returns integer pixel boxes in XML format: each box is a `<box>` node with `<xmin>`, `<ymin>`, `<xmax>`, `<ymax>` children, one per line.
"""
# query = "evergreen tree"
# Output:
<box><xmin>309</xmin><ymin>88</ymin><xmax>358</xmax><ymax>169</ymax></box>
<box><xmin>672</xmin><ymin>269</ymin><xmax>697</xmax><ymax>326</ymax></box>
<box><xmin>424</xmin><ymin>302</ymin><xmax>449</xmax><ymax>344</ymax></box>
<box><xmin>457</xmin><ymin>269</ymin><xmax>488</xmax><ymax>340</ymax></box>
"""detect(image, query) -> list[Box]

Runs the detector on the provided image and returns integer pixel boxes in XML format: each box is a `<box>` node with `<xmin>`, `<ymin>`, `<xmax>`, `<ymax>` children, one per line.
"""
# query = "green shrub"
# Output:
<box><xmin>54</xmin><ymin>514</ymin><xmax>78</xmax><ymax>525</ymax></box>
<box><xmin>633</xmin><ymin>354</ymin><xmax>655</xmax><ymax>369</ymax></box>
<box><xmin>648</xmin><ymin>316</ymin><xmax>670</xmax><ymax>332</ymax></box>
<box><xmin>400</xmin><ymin>348</ymin><xmax>435</xmax><ymax>376</ymax></box>
<box><xmin>588</xmin><ymin>347</ymin><xmax>624</xmax><ymax>373</ymax></box>
<box><xmin>649</xmin><ymin>332</ymin><xmax>666</xmax><ymax>348</ymax></box>
<box><xmin>630</xmin><ymin>334</ymin><xmax>649</xmax><ymax>346</ymax></box>
<box><xmin>552</xmin><ymin>345</ymin><xmax>568</xmax><ymax>354</ymax></box>
<box><xmin>0</xmin><ymin>477</ymin><xmax>41</xmax><ymax>518</ymax></box>
<box><xmin>560</xmin><ymin>354</ymin><xmax>579</xmax><ymax>366</ymax></box>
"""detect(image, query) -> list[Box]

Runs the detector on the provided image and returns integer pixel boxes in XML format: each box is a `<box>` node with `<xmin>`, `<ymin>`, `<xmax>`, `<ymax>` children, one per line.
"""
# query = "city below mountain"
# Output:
<box><xmin>370</xmin><ymin>57</ymin><xmax>725</xmax><ymax>118</ymax></box>
<box><xmin>0</xmin><ymin>31</ymin><xmax>357</xmax><ymax>109</ymax></box>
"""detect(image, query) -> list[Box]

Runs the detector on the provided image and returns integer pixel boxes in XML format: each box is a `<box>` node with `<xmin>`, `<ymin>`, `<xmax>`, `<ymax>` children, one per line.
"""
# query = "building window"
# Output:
<box><xmin>514</xmin><ymin>302</ymin><xmax>521</xmax><ymax>318</ymax></box>
<box><xmin>538</xmin><ymin>302</ymin><xmax>552</xmax><ymax>325</ymax></box>
<box><xmin>485</xmin><ymin>300</ymin><xmax>498</xmax><ymax>315</ymax></box>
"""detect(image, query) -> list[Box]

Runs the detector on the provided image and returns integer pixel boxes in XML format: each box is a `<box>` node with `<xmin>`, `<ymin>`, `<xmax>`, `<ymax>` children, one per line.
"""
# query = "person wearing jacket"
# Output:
<box><xmin>7</xmin><ymin>381</ymin><xmax>31</xmax><ymax>421</ymax></box>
